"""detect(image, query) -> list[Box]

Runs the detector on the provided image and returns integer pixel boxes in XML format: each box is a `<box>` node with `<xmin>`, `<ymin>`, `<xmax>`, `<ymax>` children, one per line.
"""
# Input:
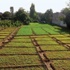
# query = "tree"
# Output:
<box><xmin>65</xmin><ymin>12</ymin><xmax>70</xmax><ymax>28</ymax></box>
<box><xmin>37</xmin><ymin>12</ymin><xmax>45</xmax><ymax>23</ymax></box>
<box><xmin>30</xmin><ymin>3</ymin><xmax>38</xmax><ymax>22</ymax></box>
<box><xmin>14</xmin><ymin>8</ymin><xmax>30</xmax><ymax>25</ymax></box>
<box><xmin>2</xmin><ymin>11</ymin><xmax>11</xmax><ymax>19</ymax></box>
<box><xmin>61</xmin><ymin>8</ymin><xmax>70</xmax><ymax>15</ymax></box>
<box><xmin>44</xmin><ymin>9</ymin><xmax>53</xmax><ymax>23</ymax></box>
<box><xmin>10</xmin><ymin>7</ymin><xmax>14</xmax><ymax>24</ymax></box>
<box><xmin>0</xmin><ymin>12</ymin><xmax>3</xmax><ymax>20</ymax></box>
<box><xmin>64</xmin><ymin>0</ymin><xmax>70</xmax><ymax>28</ymax></box>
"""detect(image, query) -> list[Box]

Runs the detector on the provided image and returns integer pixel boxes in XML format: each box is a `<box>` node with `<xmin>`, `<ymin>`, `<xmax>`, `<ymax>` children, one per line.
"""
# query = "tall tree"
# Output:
<box><xmin>37</xmin><ymin>12</ymin><xmax>45</xmax><ymax>23</ymax></box>
<box><xmin>0</xmin><ymin>12</ymin><xmax>3</xmax><ymax>20</ymax></box>
<box><xmin>30</xmin><ymin>3</ymin><xmax>38</xmax><ymax>22</ymax></box>
<box><xmin>44</xmin><ymin>9</ymin><xmax>53</xmax><ymax>23</ymax></box>
<box><xmin>64</xmin><ymin>0</ymin><xmax>70</xmax><ymax>28</ymax></box>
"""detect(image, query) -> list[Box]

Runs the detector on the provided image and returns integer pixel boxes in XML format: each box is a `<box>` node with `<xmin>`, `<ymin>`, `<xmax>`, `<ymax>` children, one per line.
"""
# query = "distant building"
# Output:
<box><xmin>52</xmin><ymin>12</ymin><xmax>67</xmax><ymax>27</ymax></box>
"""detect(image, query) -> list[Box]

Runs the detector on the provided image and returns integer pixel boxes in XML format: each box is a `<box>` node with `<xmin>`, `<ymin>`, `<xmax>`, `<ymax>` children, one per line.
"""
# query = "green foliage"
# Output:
<box><xmin>61</xmin><ymin>8</ymin><xmax>70</xmax><ymax>15</ymax></box>
<box><xmin>2</xmin><ymin>11</ymin><xmax>11</xmax><ymax>20</ymax></box>
<box><xmin>0</xmin><ymin>20</ymin><xmax>11</xmax><ymax>27</ymax></box>
<box><xmin>44</xmin><ymin>9</ymin><xmax>53</xmax><ymax>23</ymax></box>
<box><xmin>0</xmin><ymin>20</ymin><xmax>22</xmax><ymax>27</ymax></box>
<box><xmin>14</xmin><ymin>8</ymin><xmax>30</xmax><ymax>25</ymax></box>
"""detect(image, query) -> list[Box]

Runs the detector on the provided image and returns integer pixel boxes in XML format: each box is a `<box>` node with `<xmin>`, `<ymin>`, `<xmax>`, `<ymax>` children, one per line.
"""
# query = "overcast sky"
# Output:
<box><xmin>0</xmin><ymin>0</ymin><xmax>69</xmax><ymax>13</ymax></box>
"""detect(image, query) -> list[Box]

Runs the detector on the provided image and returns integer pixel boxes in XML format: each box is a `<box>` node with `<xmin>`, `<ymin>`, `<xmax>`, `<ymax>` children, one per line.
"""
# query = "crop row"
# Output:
<box><xmin>32</xmin><ymin>35</ymin><xmax>70</xmax><ymax>70</ymax></box>
<box><xmin>0</xmin><ymin>27</ymin><xmax>16</xmax><ymax>41</ymax></box>
<box><xmin>45</xmin><ymin>51</ymin><xmax>70</xmax><ymax>59</ymax></box>
<box><xmin>0</xmin><ymin>55</ymin><xmax>43</xmax><ymax>67</ymax></box>
<box><xmin>32</xmin><ymin>28</ymin><xmax>48</xmax><ymax>35</ymax></box>
<box><xmin>51</xmin><ymin>60</ymin><xmax>70</xmax><ymax>70</ymax></box>
<box><xmin>5</xmin><ymin>42</ymin><xmax>34</xmax><ymax>48</ymax></box>
<box><xmin>0</xmin><ymin>66</ymin><xmax>45</xmax><ymax>70</ymax></box>
<box><xmin>15</xmin><ymin>23</ymin><xmax>70</xmax><ymax>35</ymax></box>
<box><xmin>0</xmin><ymin>48</ymin><xmax>37</xmax><ymax>55</ymax></box>
<box><xmin>49</xmin><ymin>34</ymin><xmax>70</xmax><ymax>47</ymax></box>
<box><xmin>40</xmin><ymin>45</ymin><xmax>67</xmax><ymax>51</ymax></box>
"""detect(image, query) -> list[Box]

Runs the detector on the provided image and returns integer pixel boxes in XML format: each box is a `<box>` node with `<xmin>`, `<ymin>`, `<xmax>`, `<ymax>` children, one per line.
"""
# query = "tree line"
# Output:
<box><xmin>0</xmin><ymin>2</ymin><xmax>70</xmax><ymax>28</ymax></box>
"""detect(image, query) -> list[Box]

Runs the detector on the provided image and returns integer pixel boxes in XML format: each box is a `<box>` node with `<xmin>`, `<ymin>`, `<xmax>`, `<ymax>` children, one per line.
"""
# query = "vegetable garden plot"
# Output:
<box><xmin>31</xmin><ymin>35</ymin><xmax>49</xmax><ymax>38</ymax></box>
<box><xmin>36</xmin><ymin>40</ymin><xmax>59</xmax><ymax>45</ymax></box>
<box><xmin>0</xmin><ymin>34</ymin><xmax>9</xmax><ymax>35</ymax></box>
<box><xmin>51</xmin><ymin>60</ymin><xmax>70</xmax><ymax>70</ymax></box>
<box><xmin>55</xmin><ymin>38</ymin><xmax>70</xmax><ymax>40</ymax></box>
<box><xmin>5</xmin><ymin>42</ymin><xmax>35</xmax><ymax>48</ymax></box>
<box><xmin>0</xmin><ymin>27</ymin><xmax>17</xmax><ymax>42</ymax></box>
<box><xmin>35</xmin><ymin>37</ymin><xmax>53</xmax><ymax>41</ymax></box>
<box><xmin>32</xmin><ymin>28</ymin><xmax>48</xmax><ymax>35</ymax></box>
<box><xmin>0</xmin><ymin>66</ymin><xmax>46</xmax><ymax>70</ymax></box>
<box><xmin>5</xmin><ymin>42</ymin><xmax>34</xmax><ymax>46</ymax></box>
<box><xmin>40</xmin><ymin>45</ymin><xmax>67</xmax><ymax>51</ymax></box>
<box><xmin>0</xmin><ymin>28</ymin><xmax>16</xmax><ymax>33</ymax></box>
<box><xmin>14</xmin><ymin>36</ymin><xmax>30</xmax><ymax>39</ymax></box>
<box><xmin>45</xmin><ymin>51</ymin><xmax>70</xmax><ymax>59</ymax></box>
<box><xmin>42</xmin><ymin>27</ymin><xmax>60</xmax><ymax>34</ymax></box>
<box><xmin>17</xmin><ymin>26</ymin><xmax>33</xmax><ymax>35</ymax></box>
<box><xmin>64</xmin><ymin>34</ymin><xmax>70</xmax><ymax>37</ymax></box>
<box><xmin>0</xmin><ymin>55</ymin><xmax>43</xmax><ymax>67</ymax></box>
<box><xmin>11</xmin><ymin>38</ymin><xmax>31</xmax><ymax>43</ymax></box>
<box><xmin>49</xmin><ymin>35</ymin><xmax>66</xmax><ymax>38</ymax></box>
<box><xmin>0</xmin><ymin>48</ymin><xmax>37</xmax><ymax>55</ymax></box>
<box><xmin>0</xmin><ymin>36</ymin><xmax>6</xmax><ymax>39</ymax></box>
<box><xmin>61</xmin><ymin>40</ymin><xmax>70</xmax><ymax>43</ymax></box>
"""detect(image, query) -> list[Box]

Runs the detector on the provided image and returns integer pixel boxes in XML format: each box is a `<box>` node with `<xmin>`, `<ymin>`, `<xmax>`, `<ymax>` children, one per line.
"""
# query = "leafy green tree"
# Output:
<box><xmin>44</xmin><ymin>9</ymin><xmax>53</xmax><ymax>23</ymax></box>
<box><xmin>30</xmin><ymin>3</ymin><xmax>38</xmax><ymax>22</ymax></box>
<box><xmin>65</xmin><ymin>12</ymin><xmax>70</xmax><ymax>28</ymax></box>
<box><xmin>0</xmin><ymin>12</ymin><xmax>3</xmax><ymax>20</ymax></box>
<box><xmin>64</xmin><ymin>0</ymin><xmax>70</xmax><ymax>28</ymax></box>
<box><xmin>2</xmin><ymin>11</ymin><xmax>11</xmax><ymax>19</ymax></box>
<box><xmin>61</xmin><ymin>8</ymin><xmax>70</xmax><ymax>15</ymax></box>
<box><xmin>37</xmin><ymin>12</ymin><xmax>45</xmax><ymax>23</ymax></box>
<box><xmin>14</xmin><ymin>8</ymin><xmax>30</xmax><ymax>25</ymax></box>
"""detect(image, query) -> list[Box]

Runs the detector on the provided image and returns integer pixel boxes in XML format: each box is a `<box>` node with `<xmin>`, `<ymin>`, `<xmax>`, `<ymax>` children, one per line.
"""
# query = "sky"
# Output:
<box><xmin>0</xmin><ymin>0</ymin><xmax>69</xmax><ymax>13</ymax></box>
